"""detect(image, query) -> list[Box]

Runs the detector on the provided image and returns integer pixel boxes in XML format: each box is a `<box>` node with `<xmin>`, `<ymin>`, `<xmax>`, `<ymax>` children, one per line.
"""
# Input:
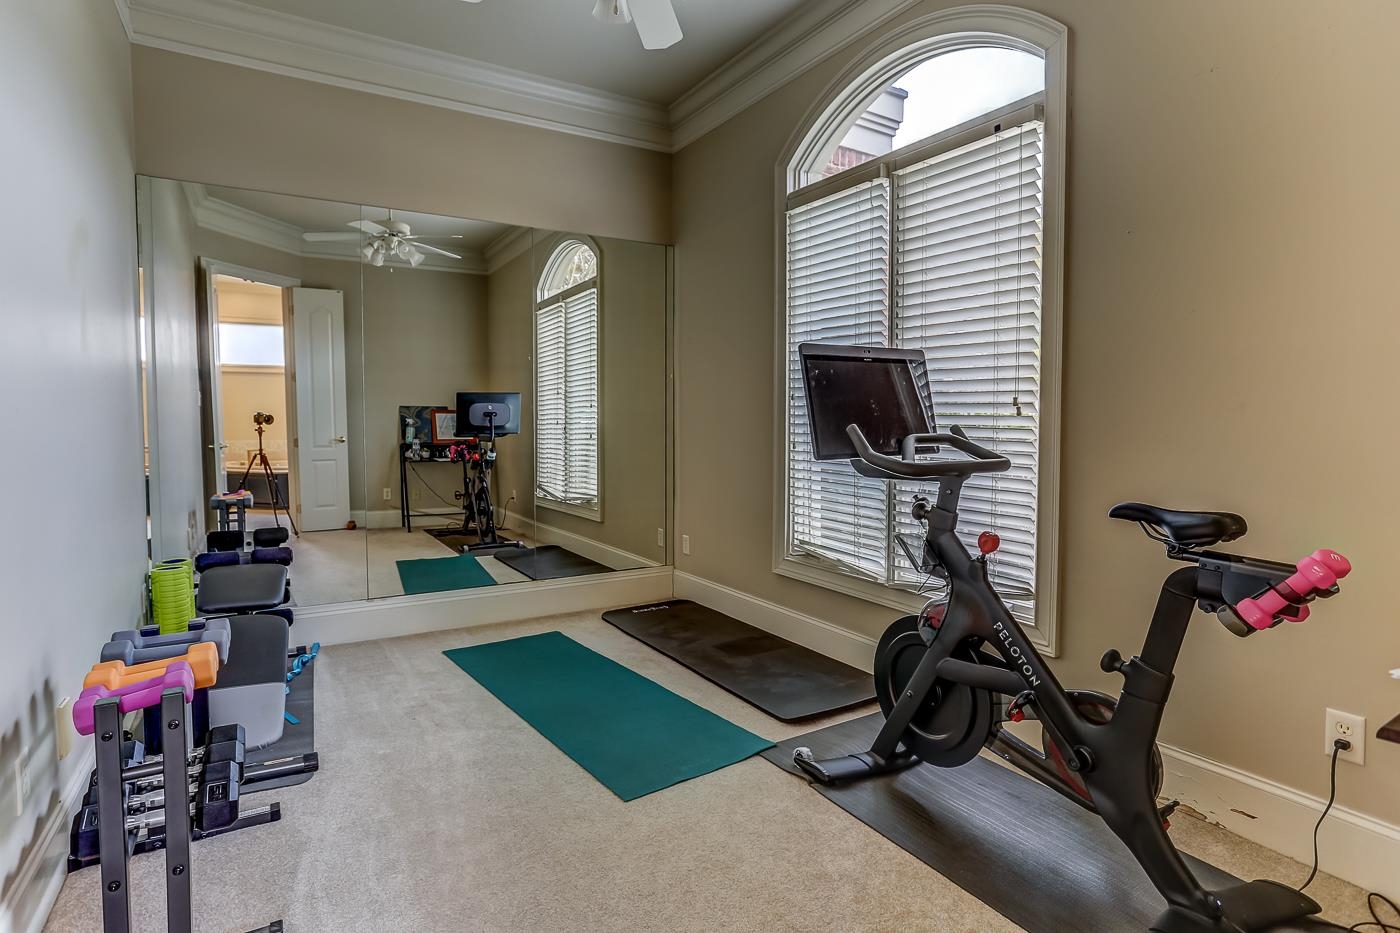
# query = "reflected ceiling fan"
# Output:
<box><xmin>458</xmin><ymin>0</ymin><xmax>682</xmax><ymax>50</ymax></box>
<box><xmin>303</xmin><ymin>212</ymin><xmax>463</xmax><ymax>267</ymax></box>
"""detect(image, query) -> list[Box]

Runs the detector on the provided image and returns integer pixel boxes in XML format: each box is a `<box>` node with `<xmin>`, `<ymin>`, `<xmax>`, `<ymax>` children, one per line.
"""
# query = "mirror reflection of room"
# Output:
<box><xmin>139</xmin><ymin>176</ymin><xmax>670</xmax><ymax>608</ymax></box>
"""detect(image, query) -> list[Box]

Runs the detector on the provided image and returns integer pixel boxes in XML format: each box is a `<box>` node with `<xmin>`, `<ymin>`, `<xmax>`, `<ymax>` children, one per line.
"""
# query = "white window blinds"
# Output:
<box><xmin>786</xmin><ymin>179</ymin><xmax>891</xmax><ymax>580</ymax></box>
<box><xmin>535</xmin><ymin>286</ymin><xmax>600</xmax><ymax>510</ymax></box>
<box><xmin>785</xmin><ymin>114</ymin><xmax>1046</xmax><ymax>625</ymax></box>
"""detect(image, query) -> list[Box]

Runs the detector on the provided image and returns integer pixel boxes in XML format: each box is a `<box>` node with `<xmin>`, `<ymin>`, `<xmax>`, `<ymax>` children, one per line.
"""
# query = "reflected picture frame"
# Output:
<box><xmin>430</xmin><ymin>408</ymin><xmax>471</xmax><ymax>444</ymax></box>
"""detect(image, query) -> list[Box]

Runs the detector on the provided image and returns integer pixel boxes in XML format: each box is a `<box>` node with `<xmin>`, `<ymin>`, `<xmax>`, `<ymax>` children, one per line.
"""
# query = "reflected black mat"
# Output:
<box><xmin>602</xmin><ymin>600</ymin><xmax>875</xmax><ymax>722</ymax></box>
<box><xmin>762</xmin><ymin>714</ymin><xmax>1341</xmax><ymax>933</ymax></box>
<box><xmin>496</xmin><ymin>545</ymin><xmax>611</xmax><ymax>580</ymax></box>
<box><xmin>243</xmin><ymin>651</ymin><xmax>316</xmax><ymax>793</ymax></box>
<box><xmin>424</xmin><ymin>527</ymin><xmax>474</xmax><ymax>554</ymax></box>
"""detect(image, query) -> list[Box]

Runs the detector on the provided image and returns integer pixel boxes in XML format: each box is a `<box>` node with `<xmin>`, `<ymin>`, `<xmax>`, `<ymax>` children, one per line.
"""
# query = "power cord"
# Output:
<box><xmin>1296</xmin><ymin>739</ymin><xmax>1399</xmax><ymax>933</ymax></box>
<box><xmin>1298</xmin><ymin>739</ymin><xmax>1346</xmax><ymax>893</ymax></box>
<box><xmin>1349</xmin><ymin>893</ymin><xmax>1400</xmax><ymax>932</ymax></box>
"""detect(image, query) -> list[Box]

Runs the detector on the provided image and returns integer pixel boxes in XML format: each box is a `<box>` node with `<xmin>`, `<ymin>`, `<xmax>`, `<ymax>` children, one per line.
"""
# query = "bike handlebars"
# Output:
<box><xmin>846</xmin><ymin>424</ymin><xmax>1012</xmax><ymax>480</ymax></box>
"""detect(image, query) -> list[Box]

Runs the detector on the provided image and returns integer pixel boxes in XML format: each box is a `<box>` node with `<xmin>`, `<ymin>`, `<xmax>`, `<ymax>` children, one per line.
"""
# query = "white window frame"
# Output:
<box><xmin>771</xmin><ymin>6</ymin><xmax>1068</xmax><ymax>655</ymax></box>
<box><xmin>535</xmin><ymin>236</ymin><xmax>604</xmax><ymax>522</ymax></box>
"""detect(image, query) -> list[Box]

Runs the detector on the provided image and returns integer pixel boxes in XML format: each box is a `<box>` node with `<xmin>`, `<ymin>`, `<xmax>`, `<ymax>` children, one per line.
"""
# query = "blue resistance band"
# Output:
<box><xmin>284</xmin><ymin>642</ymin><xmax>320</xmax><ymax>724</ymax></box>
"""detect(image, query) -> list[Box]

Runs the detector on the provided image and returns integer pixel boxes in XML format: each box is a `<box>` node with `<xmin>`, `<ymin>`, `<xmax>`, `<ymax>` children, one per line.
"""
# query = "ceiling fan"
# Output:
<box><xmin>303</xmin><ymin>213</ymin><xmax>463</xmax><ymax>268</ymax></box>
<box><xmin>458</xmin><ymin>0</ymin><xmax>683</xmax><ymax>50</ymax></box>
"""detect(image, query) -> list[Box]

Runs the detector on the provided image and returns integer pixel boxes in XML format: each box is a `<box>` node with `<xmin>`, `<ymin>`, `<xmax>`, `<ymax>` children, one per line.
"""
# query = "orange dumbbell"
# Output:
<box><xmin>85</xmin><ymin>640</ymin><xmax>220</xmax><ymax>691</ymax></box>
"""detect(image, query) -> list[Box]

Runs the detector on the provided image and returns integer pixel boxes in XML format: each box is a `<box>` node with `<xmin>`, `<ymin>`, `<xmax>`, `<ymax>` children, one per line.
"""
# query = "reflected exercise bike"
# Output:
<box><xmin>791</xmin><ymin>343</ymin><xmax>1353</xmax><ymax>933</ymax></box>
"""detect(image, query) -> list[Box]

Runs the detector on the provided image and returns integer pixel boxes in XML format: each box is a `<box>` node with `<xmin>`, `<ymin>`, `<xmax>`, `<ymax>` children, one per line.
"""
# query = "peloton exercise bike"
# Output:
<box><xmin>449</xmin><ymin>391</ymin><xmax>525</xmax><ymax>553</ymax></box>
<box><xmin>791</xmin><ymin>343</ymin><xmax>1353</xmax><ymax>933</ymax></box>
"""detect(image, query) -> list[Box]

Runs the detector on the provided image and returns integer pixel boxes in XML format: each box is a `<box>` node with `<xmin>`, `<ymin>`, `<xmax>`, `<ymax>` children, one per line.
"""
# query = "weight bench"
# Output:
<box><xmin>197</xmin><ymin>563</ymin><xmax>290</xmax><ymax>616</ymax></box>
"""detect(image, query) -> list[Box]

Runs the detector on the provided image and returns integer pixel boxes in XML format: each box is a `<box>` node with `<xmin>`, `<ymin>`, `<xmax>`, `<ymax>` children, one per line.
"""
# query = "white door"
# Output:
<box><xmin>291</xmin><ymin>288</ymin><xmax>351</xmax><ymax>531</ymax></box>
<box><xmin>203</xmin><ymin>271</ymin><xmax>228</xmax><ymax>487</ymax></box>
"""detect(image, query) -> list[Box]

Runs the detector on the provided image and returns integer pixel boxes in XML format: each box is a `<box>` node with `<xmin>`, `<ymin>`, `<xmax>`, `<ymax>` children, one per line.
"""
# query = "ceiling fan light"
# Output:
<box><xmin>361</xmin><ymin>243</ymin><xmax>376</xmax><ymax>261</ymax></box>
<box><xmin>369</xmin><ymin>249</ymin><xmax>386</xmax><ymax>267</ymax></box>
<box><xmin>407</xmin><ymin>249</ymin><xmax>426</xmax><ymax>268</ymax></box>
<box><xmin>592</xmin><ymin>0</ymin><xmax>630</xmax><ymax>24</ymax></box>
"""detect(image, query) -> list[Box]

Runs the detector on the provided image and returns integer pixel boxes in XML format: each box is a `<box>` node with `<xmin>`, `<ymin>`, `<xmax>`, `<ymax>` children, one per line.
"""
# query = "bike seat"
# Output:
<box><xmin>1109</xmin><ymin>502</ymin><xmax>1247</xmax><ymax>549</ymax></box>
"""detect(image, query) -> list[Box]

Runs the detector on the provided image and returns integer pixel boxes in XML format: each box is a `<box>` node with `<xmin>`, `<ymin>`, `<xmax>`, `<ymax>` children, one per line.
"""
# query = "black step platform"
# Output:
<box><xmin>762</xmin><ymin>713</ymin><xmax>1343</xmax><ymax>933</ymax></box>
<box><xmin>602</xmin><ymin>600</ymin><xmax>875</xmax><ymax>722</ymax></box>
<box><xmin>496</xmin><ymin>545</ymin><xmax>611</xmax><ymax>580</ymax></box>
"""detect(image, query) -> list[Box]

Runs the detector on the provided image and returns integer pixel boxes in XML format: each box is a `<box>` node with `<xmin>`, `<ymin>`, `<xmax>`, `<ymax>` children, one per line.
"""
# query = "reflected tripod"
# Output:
<box><xmin>237</xmin><ymin>412</ymin><xmax>298</xmax><ymax>536</ymax></box>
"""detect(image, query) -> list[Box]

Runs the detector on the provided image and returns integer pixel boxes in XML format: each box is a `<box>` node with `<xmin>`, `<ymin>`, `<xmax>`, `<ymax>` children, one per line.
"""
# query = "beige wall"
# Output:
<box><xmin>0</xmin><ymin>3</ymin><xmax>143</xmax><ymax>928</ymax></box>
<box><xmin>132</xmin><ymin>48</ymin><xmax>673</xmax><ymax>244</ymax></box>
<box><xmin>672</xmin><ymin>0</ymin><xmax>1400</xmax><ymax>823</ymax></box>
<box><xmin>486</xmin><ymin>236</ymin><xmax>669</xmax><ymax>566</ymax></box>
<box><xmin>362</xmin><ymin>264</ymin><xmax>489</xmax><ymax>517</ymax></box>
<box><xmin>220</xmin><ymin>368</ymin><xmax>289</xmax><ymax>469</ymax></box>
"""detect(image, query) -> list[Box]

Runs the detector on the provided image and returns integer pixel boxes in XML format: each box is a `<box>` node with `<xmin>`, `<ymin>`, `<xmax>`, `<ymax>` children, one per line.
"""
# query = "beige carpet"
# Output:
<box><xmin>44</xmin><ymin>612</ymin><xmax>1376</xmax><ymax>932</ymax></box>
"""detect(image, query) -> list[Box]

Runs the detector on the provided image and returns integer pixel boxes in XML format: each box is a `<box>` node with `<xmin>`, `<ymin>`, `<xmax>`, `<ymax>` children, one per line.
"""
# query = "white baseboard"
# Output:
<box><xmin>1162</xmin><ymin>743</ymin><xmax>1400</xmax><ymax>901</ymax></box>
<box><xmin>294</xmin><ymin>566</ymin><xmax>674</xmax><ymax>646</ymax></box>
<box><xmin>672</xmin><ymin>571</ymin><xmax>877</xmax><ymax>672</ymax></box>
<box><xmin>508</xmin><ymin>511</ymin><xmax>661</xmax><ymax>572</ymax></box>
<box><xmin>3</xmin><ymin>748</ymin><xmax>95</xmax><ymax>933</ymax></box>
<box><xmin>670</xmin><ymin>571</ymin><xmax>1400</xmax><ymax>900</ymax></box>
<box><xmin>361</xmin><ymin>507</ymin><xmax>458</xmax><ymax>530</ymax></box>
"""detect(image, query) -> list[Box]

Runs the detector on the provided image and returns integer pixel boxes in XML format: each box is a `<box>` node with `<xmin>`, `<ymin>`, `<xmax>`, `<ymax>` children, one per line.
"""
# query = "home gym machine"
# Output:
<box><xmin>449</xmin><ymin>391</ymin><xmax>524</xmax><ymax>553</ymax></box>
<box><xmin>790</xmin><ymin>343</ymin><xmax>1353</xmax><ymax>933</ymax></box>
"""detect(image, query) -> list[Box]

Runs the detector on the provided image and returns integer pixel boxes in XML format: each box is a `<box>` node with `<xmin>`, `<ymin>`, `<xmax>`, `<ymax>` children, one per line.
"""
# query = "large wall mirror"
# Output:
<box><xmin>137</xmin><ymin>175</ymin><xmax>671</xmax><ymax>610</ymax></box>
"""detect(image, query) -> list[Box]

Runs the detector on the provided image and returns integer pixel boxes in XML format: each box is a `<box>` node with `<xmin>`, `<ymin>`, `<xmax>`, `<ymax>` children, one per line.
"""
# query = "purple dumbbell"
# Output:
<box><xmin>73</xmin><ymin>662</ymin><xmax>195</xmax><ymax>736</ymax></box>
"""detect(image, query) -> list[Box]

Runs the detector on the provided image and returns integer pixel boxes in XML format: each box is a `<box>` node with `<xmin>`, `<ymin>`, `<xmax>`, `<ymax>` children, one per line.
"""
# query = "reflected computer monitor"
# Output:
<box><xmin>455</xmin><ymin>392</ymin><xmax>521</xmax><ymax>437</ymax></box>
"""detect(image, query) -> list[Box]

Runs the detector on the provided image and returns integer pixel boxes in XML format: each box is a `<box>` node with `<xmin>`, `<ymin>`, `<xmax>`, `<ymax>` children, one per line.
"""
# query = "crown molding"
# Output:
<box><xmin>127</xmin><ymin>0</ymin><xmax>672</xmax><ymax>152</ymax></box>
<box><xmin>484</xmin><ymin>225</ymin><xmax>534</xmax><ymax>274</ymax></box>
<box><xmin>669</xmin><ymin>0</ymin><xmax>926</xmax><ymax>150</ymax></box>
<box><xmin>113</xmin><ymin>0</ymin><xmax>134</xmax><ymax>40</ymax></box>
<box><xmin>183</xmin><ymin>183</ymin><xmax>488</xmax><ymax>275</ymax></box>
<box><xmin>127</xmin><ymin>0</ymin><xmax>964</xmax><ymax>155</ymax></box>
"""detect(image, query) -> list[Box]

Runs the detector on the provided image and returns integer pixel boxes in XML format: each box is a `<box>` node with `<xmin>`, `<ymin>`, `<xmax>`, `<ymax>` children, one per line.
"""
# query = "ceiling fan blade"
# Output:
<box><xmin>347</xmin><ymin>219</ymin><xmax>388</xmax><ymax>234</ymax></box>
<box><xmin>413</xmin><ymin>243</ymin><xmax>463</xmax><ymax>260</ymax></box>
<box><xmin>303</xmin><ymin>232</ymin><xmax>363</xmax><ymax>242</ymax></box>
<box><xmin>628</xmin><ymin>0</ymin><xmax>681</xmax><ymax>49</ymax></box>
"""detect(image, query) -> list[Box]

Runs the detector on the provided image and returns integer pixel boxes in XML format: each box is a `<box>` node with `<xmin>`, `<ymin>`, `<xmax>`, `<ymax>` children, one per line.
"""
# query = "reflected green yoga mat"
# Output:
<box><xmin>396</xmin><ymin>554</ymin><xmax>497</xmax><ymax>594</ymax></box>
<box><xmin>444</xmin><ymin>631</ymin><xmax>773</xmax><ymax>800</ymax></box>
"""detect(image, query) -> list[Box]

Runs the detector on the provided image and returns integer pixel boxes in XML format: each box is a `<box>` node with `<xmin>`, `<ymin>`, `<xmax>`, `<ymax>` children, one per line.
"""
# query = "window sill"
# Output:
<box><xmin>774</xmin><ymin>554</ymin><xmax>1055</xmax><ymax>655</ymax></box>
<box><xmin>536</xmin><ymin>498</ymin><xmax>602</xmax><ymax>523</ymax></box>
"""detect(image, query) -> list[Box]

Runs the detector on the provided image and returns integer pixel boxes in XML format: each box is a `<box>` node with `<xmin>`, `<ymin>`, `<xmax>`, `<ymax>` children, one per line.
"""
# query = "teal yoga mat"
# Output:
<box><xmin>396</xmin><ymin>554</ymin><xmax>497</xmax><ymax>595</ymax></box>
<box><xmin>443</xmin><ymin>631</ymin><xmax>773</xmax><ymax>800</ymax></box>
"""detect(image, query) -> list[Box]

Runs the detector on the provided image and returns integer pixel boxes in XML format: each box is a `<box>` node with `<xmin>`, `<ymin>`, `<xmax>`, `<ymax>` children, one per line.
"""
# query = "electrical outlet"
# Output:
<box><xmin>682</xmin><ymin>534</ymin><xmax>691</xmax><ymax>556</ymax></box>
<box><xmin>657</xmin><ymin>528</ymin><xmax>665</xmax><ymax>548</ymax></box>
<box><xmin>1324</xmin><ymin>709</ymin><xmax>1365</xmax><ymax>765</ymax></box>
<box><xmin>56</xmin><ymin>697</ymin><xmax>74</xmax><ymax>760</ymax></box>
<box><xmin>13</xmin><ymin>749</ymin><xmax>30</xmax><ymax>816</ymax></box>
<box><xmin>382</xmin><ymin>488</ymin><xmax>391</xmax><ymax>501</ymax></box>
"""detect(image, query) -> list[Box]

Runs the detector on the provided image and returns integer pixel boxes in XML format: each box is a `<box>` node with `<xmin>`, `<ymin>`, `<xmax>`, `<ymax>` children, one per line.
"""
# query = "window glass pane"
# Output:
<box><xmin>218</xmin><ymin>323</ymin><xmax>285</xmax><ymax>366</ymax></box>
<box><xmin>538</xmin><ymin>242</ymin><xmax>598</xmax><ymax>301</ymax></box>
<box><xmin>822</xmin><ymin>47</ymin><xmax>1045</xmax><ymax>179</ymax></box>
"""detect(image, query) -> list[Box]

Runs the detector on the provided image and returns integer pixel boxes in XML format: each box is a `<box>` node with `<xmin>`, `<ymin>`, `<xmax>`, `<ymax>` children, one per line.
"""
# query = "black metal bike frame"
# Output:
<box><xmin>865</xmin><ymin>477</ymin><xmax>1225</xmax><ymax>923</ymax></box>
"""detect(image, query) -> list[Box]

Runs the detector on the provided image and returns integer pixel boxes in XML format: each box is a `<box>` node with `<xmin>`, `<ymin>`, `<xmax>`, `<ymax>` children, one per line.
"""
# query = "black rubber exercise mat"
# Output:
<box><xmin>243</xmin><ymin>651</ymin><xmax>317</xmax><ymax>793</ymax></box>
<box><xmin>602</xmin><ymin>600</ymin><xmax>875</xmax><ymax>722</ymax></box>
<box><xmin>496</xmin><ymin>545</ymin><xmax>611</xmax><ymax>580</ymax></box>
<box><xmin>762</xmin><ymin>714</ymin><xmax>1342</xmax><ymax>933</ymax></box>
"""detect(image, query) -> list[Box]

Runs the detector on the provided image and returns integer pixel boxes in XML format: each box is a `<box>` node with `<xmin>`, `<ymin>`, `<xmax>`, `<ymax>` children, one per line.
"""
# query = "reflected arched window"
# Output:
<box><xmin>781</xmin><ymin>21</ymin><xmax>1062</xmax><ymax>637</ymax></box>
<box><xmin>535</xmin><ymin>239</ymin><xmax>600</xmax><ymax>517</ymax></box>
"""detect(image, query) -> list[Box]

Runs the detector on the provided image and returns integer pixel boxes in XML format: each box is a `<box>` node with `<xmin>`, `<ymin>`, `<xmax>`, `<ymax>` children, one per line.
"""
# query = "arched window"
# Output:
<box><xmin>779</xmin><ymin>9</ymin><xmax>1065</xmax><ymax>647</ymax></box>
<box><xmin>535</xmin><ymin>238</ymin><xmax>601</xmax><ymax>517</ymax></box>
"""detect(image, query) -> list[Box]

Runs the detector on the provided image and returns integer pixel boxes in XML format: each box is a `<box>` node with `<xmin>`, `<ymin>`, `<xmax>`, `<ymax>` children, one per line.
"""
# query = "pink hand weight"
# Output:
<box><xmin>1233</xmin><ymin>549</ymin><xmax>1351</xmax><ymax>631</ymax></box>
<box><xmin>73</xmin><ymin>662</ymin><xmax>195</xmax><ymax>736</ymax></box>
